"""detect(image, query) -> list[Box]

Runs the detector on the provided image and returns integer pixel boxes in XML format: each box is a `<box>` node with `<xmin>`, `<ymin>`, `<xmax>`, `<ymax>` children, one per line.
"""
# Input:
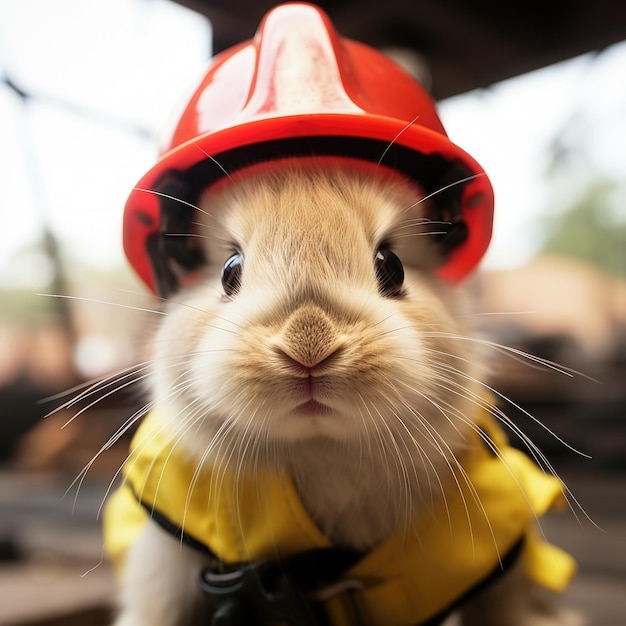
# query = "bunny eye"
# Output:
<box><xmin>221</xmin><ymin>252</ymin><xmax>243</xmax><ymax>296</ymax></box>
<box><xmin>375</xmin><ymin>248</ymin><xmax>404</xmax><ymax>297</ymax></box>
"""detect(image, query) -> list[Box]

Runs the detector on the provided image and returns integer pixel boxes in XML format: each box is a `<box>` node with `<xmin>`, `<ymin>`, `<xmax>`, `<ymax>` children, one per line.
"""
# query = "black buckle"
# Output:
<box><xmin>198</xmin><ymin>548</ymin><xmax>367</xmax><ymax>626</ymax></box>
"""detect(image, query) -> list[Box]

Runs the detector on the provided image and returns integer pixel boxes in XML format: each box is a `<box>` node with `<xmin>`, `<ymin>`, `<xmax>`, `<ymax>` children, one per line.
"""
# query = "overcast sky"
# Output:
<box><xmin>1</xmin><ymin>0</ymin><xmax>625</xmax><ymax>290</ymax></box>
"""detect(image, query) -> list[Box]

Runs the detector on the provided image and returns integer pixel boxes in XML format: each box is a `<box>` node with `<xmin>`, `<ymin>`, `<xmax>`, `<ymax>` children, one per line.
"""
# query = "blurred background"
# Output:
<box><xmin>0</xmin><ymin>1</ymin><xmax>624</xmax><ymax>624</ymax></box>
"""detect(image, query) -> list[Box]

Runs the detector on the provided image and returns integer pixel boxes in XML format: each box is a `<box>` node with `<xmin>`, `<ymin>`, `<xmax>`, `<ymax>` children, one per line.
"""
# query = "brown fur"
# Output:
<box><xmin>114</xmin><ymin>163</ymin><xmax>581</xmax><ymax>626</ymax></box>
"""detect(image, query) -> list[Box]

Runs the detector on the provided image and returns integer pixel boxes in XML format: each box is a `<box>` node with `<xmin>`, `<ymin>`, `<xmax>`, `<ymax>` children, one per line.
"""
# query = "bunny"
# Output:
<box><xmin>103</xmin><ymin>5</ymin><xmax>582</xmax><ymax>626</ymax></box>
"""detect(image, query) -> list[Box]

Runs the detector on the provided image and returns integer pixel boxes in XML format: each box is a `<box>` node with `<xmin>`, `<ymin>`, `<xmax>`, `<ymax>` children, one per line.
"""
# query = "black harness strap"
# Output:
<box><xmin>138</xmin><ymin>497</ymin><xmax>214</xmax><ymax>557</ymax></box>
<box><xmin>138</xmin><ymin>491</ymin><xmax>525</xmax><ymax>626</ymax></box>
<box><xmin>420</xmin><ymin>537</ymin><xmax>525</xmax><ymax>626</ymax></box>
<box><xmin>138</xmin><ymin>495</ymin><xmax>363</xmax><ymax>624</ymax></box>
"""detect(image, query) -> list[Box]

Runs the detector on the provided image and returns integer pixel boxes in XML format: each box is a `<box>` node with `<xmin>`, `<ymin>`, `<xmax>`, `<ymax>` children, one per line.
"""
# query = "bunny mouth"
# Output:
<box><xmin>296</xmin><ymin>399</ymin><xmax>332</xmax><ymax>416</ymax></box>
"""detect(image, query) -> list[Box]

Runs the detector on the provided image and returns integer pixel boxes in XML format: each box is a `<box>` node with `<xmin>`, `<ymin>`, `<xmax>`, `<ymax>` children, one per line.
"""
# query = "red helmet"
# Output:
<box><xmin>124</xmin><ymin>2</ymin><xmax>493</xmax><ymax>296</ymax></box>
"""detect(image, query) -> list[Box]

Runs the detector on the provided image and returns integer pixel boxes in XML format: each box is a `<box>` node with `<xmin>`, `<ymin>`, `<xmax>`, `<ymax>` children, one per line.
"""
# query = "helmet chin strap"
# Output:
<box><xmin>146</xmin><ymin>142</ymin><xmax>472</xmax><ymax>299</ymax></box>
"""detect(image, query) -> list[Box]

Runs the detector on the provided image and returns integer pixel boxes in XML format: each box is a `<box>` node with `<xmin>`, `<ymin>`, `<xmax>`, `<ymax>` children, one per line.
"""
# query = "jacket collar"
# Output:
<box><xmin>110</xmin><ymin>405</ymin><xmax>576</xmax><ymax>626</ymax></box>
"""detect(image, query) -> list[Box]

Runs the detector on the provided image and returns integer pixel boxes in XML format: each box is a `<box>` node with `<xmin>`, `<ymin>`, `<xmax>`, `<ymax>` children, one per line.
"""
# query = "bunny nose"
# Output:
<box><xmin>279</xmin><ymin>305</ymin><xmax>340</xmax><ymax>369</ymax></box>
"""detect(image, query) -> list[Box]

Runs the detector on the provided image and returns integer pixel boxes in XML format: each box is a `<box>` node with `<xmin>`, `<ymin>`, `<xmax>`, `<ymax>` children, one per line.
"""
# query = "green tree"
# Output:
<box><xmin>542</xmin><ymin>179</ymin><xmax>626</xmax><ymax>276</ymax></box>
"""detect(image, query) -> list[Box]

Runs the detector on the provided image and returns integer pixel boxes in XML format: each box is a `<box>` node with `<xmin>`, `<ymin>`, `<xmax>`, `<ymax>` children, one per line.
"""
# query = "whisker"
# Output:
<box><xmin>441</xmin><ymin>360</ymin><xmax>590</xmax><ymax>457</ymax></box>
<box><xmin>376</xmin><ymin>394</ymin><xmax>449</xmax><ymax>523</ymax></box>
<box><xmin>164</xmin><ymin>232</ymin><xmax>211</xmax><ymax>239</ymax></box>
<box><xmin>392</xmin><ymin>231</ymin><xmax>449</xmax><ymax>240</ymax></box>
<box><xmin>39</xmin><ymin>361</ymin><xmax>151</xmax><ymax>406</ymax></box>
<box><xmin>401</xmin><ymin>173</ymin><xmax>486</xmax><ymax>214</ymax></box>
<box><xmin>36</xmin><ymin>292</ymin><xmax>166</xmax><ymax>316</ymax></box>
<box><xmin>377</xmin><ymin>114</ymin><xmax>422</xmax><ymax>166</ymax></box>
<box><xmin>393</xmin><ymin>218</ymin><xmax>453</xmax><ymax>234</ymax></box>
<box><xmin>132</xmin><ymin>188</ymin><xmax>208</xmax><ymax>215</ymax></box>
<box><xmin>391</xmin><ymin>373</ymin><xmax>561</xmax><ymax>559</ymax></box>
<box><xmin>68</xmin><ymin>402</ymin><xmax>153</xmax><ymax>509</ymax></box>
<box><xmin>50</xmin><ymin>364</ymin><xmax>152</xmax><ymax>413</ymax></box>
<box><xmin>415</xmin><ymin>355</ymin><xmax>599</xmax><ymax>530</ymax></box>
<box><xmin>52</xmin><ymin>355</ymin><xmax>198</xmax><ymax>426</ymax></box>
<box><xmin>421</xmin><ymin>330</ymin><xmax>597</xmax><ymax>381</ymax></box>
<box><xmin>385</xmin><ymin>390</ymin><xmax>474</xmax><ymax>544</ymax></box>
<box><xmin>194</xmin><ymin>145</ymin><xmax>232</xmax><ymax>181</ymax></box>
<box><xmin>83</xmin><ymin>371</ymin><xmax>204</xmax><ymax>512</ymax></box>
<box><xmin>465</xmin><ymin>310</ymin><xmax>538</xmax><ymax>318</ymax></box>
<box><xmin>60</xmin><ymin>374</ymin><xmax>149</xmax><ymax>429</ymax></box>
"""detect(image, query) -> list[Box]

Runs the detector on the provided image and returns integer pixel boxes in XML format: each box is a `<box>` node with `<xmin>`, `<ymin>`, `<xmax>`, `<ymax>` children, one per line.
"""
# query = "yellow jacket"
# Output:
<box><xmin>104</xmin><ymin>407</ymin><xmax>576</xmax><ymax>626</ymax></box>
